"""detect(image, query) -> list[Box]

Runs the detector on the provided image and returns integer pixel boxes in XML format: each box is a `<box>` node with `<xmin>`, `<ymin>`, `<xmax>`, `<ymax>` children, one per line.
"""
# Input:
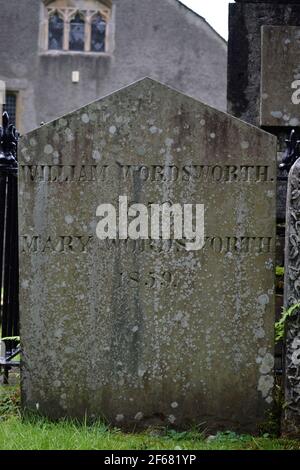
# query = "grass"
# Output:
<box><xmin>0</xmin><ymin>385</ymin><xmax>299</xmax><ymax>450</ymax></box>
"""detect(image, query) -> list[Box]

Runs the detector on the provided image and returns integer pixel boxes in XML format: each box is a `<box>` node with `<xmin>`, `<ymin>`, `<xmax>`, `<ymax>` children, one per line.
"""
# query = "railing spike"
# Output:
<box><xmin>0</xmin><ymin>110</ymin><xmax>19</xmax><ymax>169</ymax></box>
<box><xmin>2</xmin><ymin>110</ymin><xmax>9</xmax><ymax>128</ymax></box>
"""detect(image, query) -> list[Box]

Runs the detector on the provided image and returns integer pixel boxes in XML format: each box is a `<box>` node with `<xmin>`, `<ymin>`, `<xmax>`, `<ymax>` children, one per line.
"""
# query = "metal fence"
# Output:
<box><xmin>0</xmin><ymin>111</ymin><xmax>20</xmax><ymax>383</ymax></box>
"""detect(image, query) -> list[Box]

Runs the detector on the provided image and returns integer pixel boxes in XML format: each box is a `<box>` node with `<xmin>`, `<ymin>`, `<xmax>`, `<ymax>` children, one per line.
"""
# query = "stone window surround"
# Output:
<box><xmin>0</xmin><ymin>78</ymin><xmax>29</xmax><ymax>134</ymax></box>
<box><xmin>39</xmin><ymin>1</ymin><xmax>115</xmax><ymax>56</ymax></box>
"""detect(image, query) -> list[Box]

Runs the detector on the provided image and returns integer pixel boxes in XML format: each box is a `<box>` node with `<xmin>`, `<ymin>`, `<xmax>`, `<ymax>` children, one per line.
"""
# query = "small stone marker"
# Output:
<box><xmin>19</xmin><ymin>78</ymin><xmax>276</xmax><ymax>432</ymax></box>
<box><xmin>282</xmin><ymin>159</ymin><xmax>300</xmax><ymax>438</ymax></box>
<box><xmin>261</xmin><ymin>26</ymin><xmax>300</xmax><ymax>127</ymax></box>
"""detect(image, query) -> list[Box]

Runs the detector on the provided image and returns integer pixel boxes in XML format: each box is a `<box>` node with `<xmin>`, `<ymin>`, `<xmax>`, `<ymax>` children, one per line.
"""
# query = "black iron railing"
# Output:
<box><xmin>0</xmin><ymin>111</ymin><xmax>20</xmax><ymax>383</ymax></box>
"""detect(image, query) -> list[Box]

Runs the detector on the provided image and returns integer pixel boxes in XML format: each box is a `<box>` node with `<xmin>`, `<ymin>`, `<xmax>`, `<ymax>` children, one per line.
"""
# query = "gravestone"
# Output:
<box><xmin>261</xmin><ymin>26</ymin><xmax>300</xmax><ymax>128</ymax></box>
<box><xmin>282</xmin><ymin>159</ymin><xmax>300</xmax><ymax>438</ymax></box>
<box><xmin>19</xmin><ymin>78</ymin><xmax>276</xmax><ymax>432</ymax></box>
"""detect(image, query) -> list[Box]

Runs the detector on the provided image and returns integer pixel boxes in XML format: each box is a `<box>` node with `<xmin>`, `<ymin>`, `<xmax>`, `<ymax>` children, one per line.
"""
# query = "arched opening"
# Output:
<box><xmin>69</xmin><ymin>12</ymin><xmax>85</xmax><ymax>51</ymax></box>
<box><xmin>48</xmin><ymin>11</ymin><xmax>64</xmax><ymax>50</ymax></box>
<box><xmin>91</xmin><ymin>13</ymin><xmax>106</xmax><ymax>52</ymax></box>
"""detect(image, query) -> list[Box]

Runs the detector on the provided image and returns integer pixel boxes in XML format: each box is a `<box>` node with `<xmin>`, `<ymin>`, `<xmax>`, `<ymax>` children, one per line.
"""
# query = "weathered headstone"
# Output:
<box><xmin>261</xmin><ymin>26</ymin><xmax>300</xmax><ymax>128</ymax></box>
<box><xmin>282</xmin><ymin>159</ymin><xmax>300</xmax><ymax>438</ymax></box>
<box><xmin>19</xmin><ymin>78</ymin><xmax>276</xmax><ymax>432</ymax></box>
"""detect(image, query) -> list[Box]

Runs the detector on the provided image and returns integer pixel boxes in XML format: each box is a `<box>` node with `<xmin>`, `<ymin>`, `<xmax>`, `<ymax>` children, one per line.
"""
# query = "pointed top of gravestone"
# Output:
<box><xmin>25</xmin><ymin>77</ymin><xmax>276</xmax><ymax>142</ymax></box>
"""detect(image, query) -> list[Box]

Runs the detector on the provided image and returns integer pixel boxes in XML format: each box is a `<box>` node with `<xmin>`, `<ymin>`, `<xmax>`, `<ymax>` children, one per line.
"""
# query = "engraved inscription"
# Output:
<box><xmin>20</xmin><ymin>235</ymin><xmax>274</xmax><ymax>255</ymax></box>
<box><xmin>20</xmin><ymin>163</ymin><xmax>274</xmax><ymax>184</ymax></box>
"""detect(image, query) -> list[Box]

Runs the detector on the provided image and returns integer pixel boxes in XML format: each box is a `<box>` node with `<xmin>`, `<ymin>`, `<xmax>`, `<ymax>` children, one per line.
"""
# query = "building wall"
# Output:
<box><xmin>0</xmin><ymin>0</ymin><xmax>227</xmax><ymax>134</ymax></box>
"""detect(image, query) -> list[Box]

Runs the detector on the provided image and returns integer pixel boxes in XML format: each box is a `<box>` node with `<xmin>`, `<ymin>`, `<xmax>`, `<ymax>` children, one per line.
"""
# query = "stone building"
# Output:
<box><xmin>0</xmin><ymin>0</ymin><xmax>227</xmax><ymax>134</ymax></box>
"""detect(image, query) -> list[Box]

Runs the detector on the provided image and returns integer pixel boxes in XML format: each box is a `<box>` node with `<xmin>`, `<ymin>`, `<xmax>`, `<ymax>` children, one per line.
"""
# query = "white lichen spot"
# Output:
<box><xmin>44</xmin><ymin>144</ymin><xmax>53</xmax><ymax>155</ymax></box>
<box><xmin>21</xmin><ymin>280</ymin><xmax>29</xmax><ymax>289</ymax></box>
<box><xmin>36</xmin><ymin>403</ymin><xmax>40</xmax><ymax>411</ymax></box>
<box><xmin>92</xmin><ymin>150</ymin><xmax>101</xmax><ymax>161</ymax></box>
<box><xmin>168</xmin><ymin>415</ymin><xmax>176</xmax><ymax>424</ymax></box>
<box><xmin>65</xmin><ymin>128</ymin><xmax>74</xmax><ymax>142</ymax></box>
<box><xmin>53</xmin><ymin>380</ymin><xmax>61</xmax><ymax>388</ymax></box>
<box><xmin>200</xmin><ymin>119</ymin><xmax>206</xmax><ymax>126</ymax></box>
<box><xmin>267</xmin><ymin>190</ymin><xmax>274</xmax><ymax>198</ymax></box>
<box><xmin>165</xmin><ymin>138</ymin><xmax>174</xmax><ymax>146</ymax></box>
<box><xmin>116</xmin><ymin>414</ymin><xmax>124</xmax><ymax>422</ymax></box>
<box><xmin>138</xmin><ymin>368</ymin><xmax>146</xmax><ymax>378</ymax></box>
<box><xmin>134</xmin><ymin>412</ymin><xmax>143</xmax><ymax>421</ymax></box>
<box><xmin>270</xmin><ymin>111</ymin><xmax>283</xmax><ymax>119</ymax></box>
<box><xmin>210</xmin><ymin>133</ymin><xmax>216</xmax><ymax>139</ymax></box>
<box><xmin>149</xmin><ymin>126</ymin><xmax>158</xmax><ymax>134</ymax></box>
<box><xmin>59</xmin><ymin>118</ymin><xmax>68</xmax><ymax>127</ymax></box>
<box><xmin>258</xmin><ymin>294</ymin><xmax>269</xmax><ymax>305</ymax></box>
<box><xmin>29</xmin><ymin>138</ymin><xmax>37</xmax><ymax>147</ymax></box>
<box><xmin>241</xmin><ymin>141</ymin><xmax>249</xmax><ymax>149</ymax></box>
<box><xmin>254</xmin><ymin>327</ymin><xmax>265</xmax><ymax>339</ymax></box>
<box><xmin>65</xmin><ymin>215</ymin><xmax>74</xmax><ymax>225</ymax></box>
<box><xmin>266</xmin><ymin>396</ymin><xmax>273</xmax><ymax>404</ymax></box>
<box><xmin>262</xmin><ymin>93</ymin><xmax>268</xmax><ymax>100</ymax></box>
<box><xmin>109</xmin><ymin>125</ymin><xmax>117</xmax><ymax>135</ymax></box>
<box><xmin>81</xmin><ymin>114</ymin><xmax>90</xmax><ymax>124</ymax></box>
<box><xmin>259</xmin><ymin>353</ymin><xmax>274</xmax><ymax>374</ymax></box>
<box><xmin>290</xmin><ymin>118</ymin><xmax>299</xmax><ymax>127</ymax></box>
<box><xmin>171</xmin><ymin>402</ymin><xmax>178</xmax><ymax>409</ymax></box>
<box><xmin>258</xmin><ymin>374</ymin><xmax>274</xmax><ymax>398</ymax></box>
<box><xmin>259</xmin><ymin>347</ymin><xmax>267</xmax><ymax>356</ymax></box>
<box><xmin>132</xmin><ymin>326</ymin><xmax>139</xmax><ymax>333</ymax></box>
<box><xmin>137</xmin><ymin>147</ymin><xmax>145</xmax><ymax>156</ymax></box>
<box><xmin>265</xmin><ymin>259</ymin><xmax>273</xmax><ymax>270</ymax></box>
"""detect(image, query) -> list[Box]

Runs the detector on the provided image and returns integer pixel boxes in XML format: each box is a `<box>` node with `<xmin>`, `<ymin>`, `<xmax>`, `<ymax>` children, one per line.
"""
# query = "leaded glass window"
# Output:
<box><xmin>48</xmin><ymin>12</ymin><xmax>64</xmax><ymax>50</ymax></box>
<box><xmin>45</xmin><ymin>3</ymin><xmax>111</xmax><ymax>54</ymax></box>
<box><xmin>5</xmin><ymin>93</ymin><xmax>17</xmax><ymax>126</ymax></box>
<box><xmin>91</xmin><ymin>14</ymin><xmax>106</xmax><ymax>52</ymax></box>
<box><xmin>69</xmin><ymin>13</ymin><xmax>85</xmax><ymax>51</ymax></box>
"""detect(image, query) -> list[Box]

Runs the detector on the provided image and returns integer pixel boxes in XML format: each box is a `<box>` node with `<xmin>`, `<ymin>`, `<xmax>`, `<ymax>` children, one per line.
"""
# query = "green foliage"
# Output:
<box><xmin>212</xmin><ymin>431</ymin><xmax>251</xmax><ymax>443</ymax></box>
<box><xmin>0</xmin><ymin>389</ymin><xmax>299</xmax><ymax>450</ymax></box>
<box><xmin>275</xmin><ymin>303</ymin><xmax>300</xmax><ymax>343</ymax></box>
<box><xmin>0</xmin><ymin>387</ymin><xmax>21</xmax><ymax>420</ymax></box>
<box><xmin>0</xmin><ymin>389</ymin><xmax>297</xmax><ymax>450</ymax></box>
<box><xmin>258</xmin><ymin>383</ymin><xmax>283</xmax><ymax>437</ymax></box>
<box><xmin>0</xmin><ymin>416</ymin><xmax>299</xmax><ymax>450</ymax></box>
<box><xmin>1</xmin><ymin>337</ymin><xmax>20</xmax><ymax>342</ymax></box>
<box><xmin>275</xmin><ymin>266</ymin><xmax>284</xmax><ymax>276</ymax></box>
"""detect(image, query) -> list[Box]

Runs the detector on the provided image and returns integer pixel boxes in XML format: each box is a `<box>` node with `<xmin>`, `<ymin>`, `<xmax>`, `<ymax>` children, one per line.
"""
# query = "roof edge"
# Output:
<box><xmin>175</xmin><ymin>0</ymin><xmax>227</xmax><ymax>45</ymax></box>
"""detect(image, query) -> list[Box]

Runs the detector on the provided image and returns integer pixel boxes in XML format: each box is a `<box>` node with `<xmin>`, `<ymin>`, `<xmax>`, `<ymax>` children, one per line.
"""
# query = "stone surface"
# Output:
<box><xmin>261</xmin><ymin>26</ymin><xmax>300</xmax><ymax>127</ymax></box>
<box><xmin>282</xmin><ymin>158</ymin><xmax>300</xmax><ymax>438</ymax></box>
<box><xmin>228</xmin><ymin>2</ymin><xmax>300</xmax><ymax>127</ymax></box>
<box><xmin>19</xmin><ymin>78</ymin><xmax>277</xmax><ymax>432</ymax></box>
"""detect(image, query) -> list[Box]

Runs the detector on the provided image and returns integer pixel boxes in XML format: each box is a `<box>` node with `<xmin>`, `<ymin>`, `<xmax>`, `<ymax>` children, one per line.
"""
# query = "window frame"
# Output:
<box><xmin>4</xmin><ymin>91</ymin><xmax>19</xmax><ymax>129</ymax></box>
<box><xmin>43</xmin><ymin>3</ymin><xmax>111</xmax><ymax>55</ymax></box>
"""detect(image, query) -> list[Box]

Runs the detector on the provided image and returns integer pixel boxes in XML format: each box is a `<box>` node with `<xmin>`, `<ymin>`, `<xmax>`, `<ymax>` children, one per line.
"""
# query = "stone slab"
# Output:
<box><xmin>261</xmin><ymin>26</ymin><xmax>300</xmax><ymax>127</ymax></box>
<box><xmin>19</xmin><ymin>78</ymin><xmax>277</xmax><ymax>432</ymax></box>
